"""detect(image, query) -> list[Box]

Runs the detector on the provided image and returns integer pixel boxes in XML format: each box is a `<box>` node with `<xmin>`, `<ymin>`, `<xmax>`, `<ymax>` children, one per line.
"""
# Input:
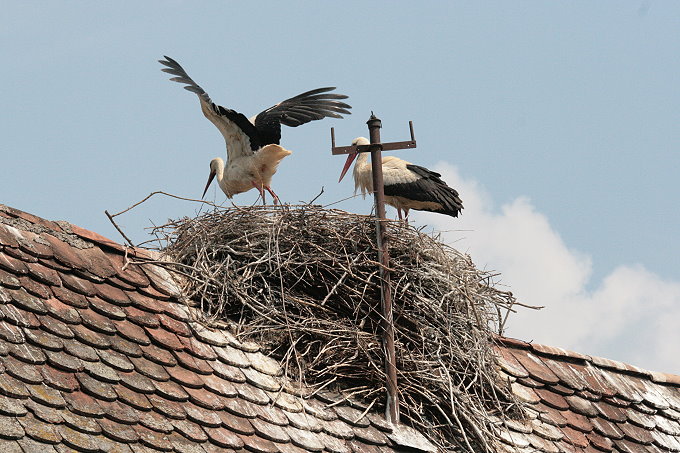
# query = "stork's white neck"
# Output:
<box><xmin>352</xmin><ymin>151</ymin><xmax>373</xmax><ymax>195</ymax></box>
<box><xmin>211</xmin><ymin>157</ymin><xmax>227</xmax><ymax>192</ymax></box>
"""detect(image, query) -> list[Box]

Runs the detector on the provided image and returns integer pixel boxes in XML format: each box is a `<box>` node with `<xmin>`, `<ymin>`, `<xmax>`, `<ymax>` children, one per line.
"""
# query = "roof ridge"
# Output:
<box><xmin>495</xmin><ymin>334</ymin><xmax>680</xmax><ymax>387</ymax></box>
<box><xmin>0</xmin><ymin>204</ymin><xmax>155</xmax><ymax>260</ymax></box>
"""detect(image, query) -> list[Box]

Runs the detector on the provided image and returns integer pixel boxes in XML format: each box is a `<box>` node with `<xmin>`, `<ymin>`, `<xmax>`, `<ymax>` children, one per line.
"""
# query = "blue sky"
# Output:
<box><xmin>2</xmin><ymin>2</ymin><xmax>680</xmax><ymax>372</ymax></box>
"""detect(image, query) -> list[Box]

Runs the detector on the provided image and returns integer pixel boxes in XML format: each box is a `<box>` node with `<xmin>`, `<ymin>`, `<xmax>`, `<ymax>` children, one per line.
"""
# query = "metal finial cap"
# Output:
<box><xmin>366</xmin><ymin>112</ymin><xmax>382</xmax><ymax>129</ymax></box>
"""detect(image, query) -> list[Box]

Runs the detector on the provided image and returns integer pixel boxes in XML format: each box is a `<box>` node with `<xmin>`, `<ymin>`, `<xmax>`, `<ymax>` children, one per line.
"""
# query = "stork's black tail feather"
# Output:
<box><xmin>401</xmin><ymin>164</ymin><xmax>463</xmax><ymax>217</ymax></box>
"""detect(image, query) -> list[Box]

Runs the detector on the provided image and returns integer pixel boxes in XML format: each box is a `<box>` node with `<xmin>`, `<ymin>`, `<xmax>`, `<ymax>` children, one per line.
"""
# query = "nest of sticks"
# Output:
<box><xmin>155</xmin><ymin>205</ymin><xmax>525</xmax><ymax>452</ymax></box>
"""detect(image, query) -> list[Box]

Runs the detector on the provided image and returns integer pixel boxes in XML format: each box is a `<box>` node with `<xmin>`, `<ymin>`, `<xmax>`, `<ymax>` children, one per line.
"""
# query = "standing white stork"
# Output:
<box><xmin>338</xmin><ymin>137</ymin><xmax>463</xmax><ymax>221</ymax></box>
<box><xmin>159</xmin><ymin>56</ymin><xmax>351</xmax><ymax>204</ymax></box>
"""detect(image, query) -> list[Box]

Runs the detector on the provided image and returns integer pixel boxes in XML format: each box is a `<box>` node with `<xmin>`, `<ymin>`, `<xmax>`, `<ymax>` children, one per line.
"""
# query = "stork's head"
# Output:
<box><xmin>202</xmin><ymin>158</ymin><xmax>223</xmax><ymax>198</ymax></box>
<box><xmin>338</xmin><ymin>137</ymin><xmax>369</xmax><ymax>182</ymax></box>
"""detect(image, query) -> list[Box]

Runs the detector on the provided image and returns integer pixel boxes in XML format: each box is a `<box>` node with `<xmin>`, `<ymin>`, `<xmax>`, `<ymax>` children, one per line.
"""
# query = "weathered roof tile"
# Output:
<box><xmin>20</xmin><ymin>276</ymin><xmax>52</xmax><ymax>299</ymax></box>
<box><xmin>146</xmin><ymin>326</ymin><xmax>184</xmax><ymax>351</ymax></box>
<box><xmin>185</xmin><ymin>386</ymin><xmax>226</xmax><ymax>411</ymax></box>
<box><xmin>4</xmin><ymin>246</ymin><xmax>38</xmax><ymax>264</ymax></box>
<box><xmin>70</xmin><ymin>323</ymin><xmax>112</xmax><ymax>349</ymax></box>
<box><xmin>242</xmin><ymin>367</ymin><xmax>281</xmax><ymax>392</ymax></box>
<box><xmin>201</xmin><ymin>373</ymin><xmax>237</xmax><ymax>398</ymax></box>
<box><xmin>97</xmin><ymin>348</ymin><xmax>134</xmax><ymax>372</ymax></box>
<box><xmin>94</xmin><ymin>281</ymin><xmax>131</xmax><ymax>305</ymax></box>
<box><xmin>323</xmin><ymin>418</ymin><xmax>356</xmax><ymax>439</ymax></box>
<box><xmin>352</xmin><ymin>424</ymin><xmax>388</xmax><ymax>445</ymax></box>
<box><xmin>138</xmin><ymin>408</ymin><xmax>174</xmax><ymax>433</ymax></box>
<box><xmin>162</xmin><ymin>300</ymin><xmax>191</xmax><ymax>322</ymax></box>
<box><xmin>58</xmin><ymin>423</ymin><xmax>100</xmax><ymax>451</ymax></box>
<box><xmin>0</xmin><ymin>372</ymin><xmax>31</xmax><ymax>398</ymax></box>
<box><xmin>136</xmin><ymin>425</ymin><xmax>173</xmax><ymax>451</ymax></box>
<box><xmin>99</xmin><ymin>416</ymin><xmax>141</xmax><ymax>443</ymax></box>
<box><xmin>111</xmin><ymin>339</ymin><xmax>143</xmax><ymax>361</ymax></box>
<box><xmin>39</xmin><ymin>315</ymin><xmax>74</xmax><ymax>340</ymax></box>
<box><xmin>16</xmin><ymin>231</ymin><xmax>53</xmax><ymax>260</ymax></box>
<box><xmin>59</xmin><ymin>273</ymin><xmax>96</xmax><ymax>297</ymax></box>
<box><xmin>51</xmin><ymin>285</ymin><xmax>89</xmax><ymax>309</ymax></box>
<box><xmin>61</xmin><ymin>409</ymin><xmax>103</xmax><ymax>435</ymax></box>
<box><xmin>251</xmin><ymin>402</ymin><xmax>289</xmax><ymax>427</ymax></box>
<box><xmin>0</xmin><ymin>395</ymin><xmax>28</xmax><ymax>417</ymax></box>
<box><xmin>140</xmin><ymin>342</ymin><xmax>177</xmax><ymax>367</ymax></box>
<box><xmin>114</xmin><ymin>384</ymin><xmax>153</xmax><ymax>411</ymax></box>
<box><xmin>219</xmin><ymin>411</ymin><xmax>255</xmax><ymax>435</ymax></box>
<box><xmin>25</xmin><ymin>262</ymin><xmax>61</xmax><ymax>287</ymax></box>
<box><xmin>214</xmin><ymin>344</ymin><xmax>250</xmax><ymax>368</ymax></box>
<box><xmin>209</xmin><ymin>358</ymin><xmax>247</xmax><ymax>383</ymax></box>
<box><xmin>116</xmin><ymin>320</ymin><xmax>151</xmax><ymax>346</ymax></box>
<box><xmin>203</xmin><ymin>425</ymin><xmax>245</xmax><ymax>449</ymax></box>
<box><xmin>153</xmin><ymin>378</ymin><xmax>190</xmax><ymax>402</ymax></box>
<box><xmin>125</xmin><ymin>306</ymin><xmax>161</xmax><ymax>328</ymax></box>
<box><xmin>173</xmin><ymin>350</ymin><xmax>213</xmax><ymax>375</ymax></box>
<box><xmin>62</xmin><ymin>390</ymin><xmax>105</xmax><ymax>417</ymax></box>
<box><xmin>130</xmin><ymin>356</ymin><xmax>171</xmax><ymax>382</ymax></box>
<box><xmin>146</xmin><ymin>393</ymin><xmax>187</xmax><ymax>420</ymax></box>
<box><xmin>179</xmin><ymin>335</ymin><xmax>218</xmax><ymax>361</ymax></box>
<box><xmin>43</xmin><ymin>297</ymin><xmax>81</xmax><ymax>325</ymax></box>
<box><xmin>0</xmin><ymin>252</ymin><xmax>28</xmax><ymax>275</ymax></box>
<box><xmin>89</xmin><ymin>296</ymin><xmax>127</xmax><ymax>321</ymax></box>
<box><xmin>77</xmin><ymin>371</ymin><xmax>118</xmax><ymax>400</ymax></box>
<box><xmin>239</xmin><ymin>432</ymin><xmax>280</xmax><ymax>453</ymax></box>
<box><xmin>270</xmin><ymin>391</ymin><xmax>303</xmax><ymax>413</ymax></box>
<box><xmin>251</xmin><ymin>416</ymin><xmax>291</xmax><ymax>443</ymax></box>
<box><xmin>18</xmin><ymin>412</ymin><xmax>61</xmax><ymax>444</ymax></box>
<box><xmin>287</xmin><ymin>425</ymin><xmax>327</xmax><ymax>451</ymax></box>
<box><xmin>119</xmin><ymin>370</ymin><xmax>156</xmax><ymax>394</ymax></box>
<box><xmin>9</xmin><ymin>288</ymin><xmax>48</xmax><ymax>315</ymax></box>
<box><xmin>126</xmin><ymin>291</ymin><xmax>165</xmax><ymax>314</ymax></box>
<box><xmin>223</xmin><ymin>396</ymin><xmax>259</xmax><ymax>419</ymax></box>
<box><xmin>0</xmin><ymin>224</ymin><xmax>21</xmax><ymax>248</ymax></box>
<box><xmin>80</xmin><ymin>307</ymin><xmax>117</xmax><ymax>335</ymax></box>
<box><xmin>3</xmin><ymin>355</ymin><xmax>43</xmax><ymax>384</ymax></box>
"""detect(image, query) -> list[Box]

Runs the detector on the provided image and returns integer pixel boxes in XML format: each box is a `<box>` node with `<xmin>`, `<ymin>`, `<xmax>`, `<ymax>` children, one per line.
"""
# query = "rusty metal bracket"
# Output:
<box><xmin>331</xmin><ymin>120</ymin><xmax>416</xmax><ymax>155</ymax></box>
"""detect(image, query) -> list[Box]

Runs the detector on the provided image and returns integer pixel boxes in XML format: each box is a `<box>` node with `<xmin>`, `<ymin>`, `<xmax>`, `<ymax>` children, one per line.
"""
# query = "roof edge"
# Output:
<box><xmin>496</xmin><ymin>335</ymin><xmax>680</xmax><ymax>388</ymax></box>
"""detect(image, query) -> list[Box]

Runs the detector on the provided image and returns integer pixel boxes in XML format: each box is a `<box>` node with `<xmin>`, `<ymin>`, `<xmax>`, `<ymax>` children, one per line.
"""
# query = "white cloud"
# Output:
<box><xmin>412</xmin><ymin>163</ymin><xmax>680</xmax><ymax>374</ymax></box>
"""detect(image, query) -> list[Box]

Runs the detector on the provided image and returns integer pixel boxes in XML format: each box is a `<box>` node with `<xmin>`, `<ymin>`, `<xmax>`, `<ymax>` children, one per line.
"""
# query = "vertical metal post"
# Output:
<box><xmin>366</xmin><ymin>114</ymin><xmax>399</xmax><ymax>423</ymax></box>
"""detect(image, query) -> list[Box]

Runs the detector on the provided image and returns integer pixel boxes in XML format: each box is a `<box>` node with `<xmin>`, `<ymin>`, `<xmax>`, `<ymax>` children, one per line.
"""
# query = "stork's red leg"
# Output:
<box><xmin>397</xmin><ymin>208</ymin><xmax>403</xmax><ymax>221</ymax></box>
<box><xmin>252</xmin><ymin>181</ymin><xmax>266</xmax><ymax>204</ymax></box>
<box><xmin>404</xmin><ymin>208</ymin><xmax>410</xmax><ymax>223</ymax></box>
<box><xmin>265</xmin><ymin>186</ymin><xmax>280</xmax><ymax>205</ymax></box>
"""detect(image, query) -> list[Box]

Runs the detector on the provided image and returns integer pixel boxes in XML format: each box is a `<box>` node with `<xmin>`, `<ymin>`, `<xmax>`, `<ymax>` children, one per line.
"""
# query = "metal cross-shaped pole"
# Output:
<box><xmin>331</xmin><ymin>113</ymin><xmax>416</xmax><ymax>424</ymax></box>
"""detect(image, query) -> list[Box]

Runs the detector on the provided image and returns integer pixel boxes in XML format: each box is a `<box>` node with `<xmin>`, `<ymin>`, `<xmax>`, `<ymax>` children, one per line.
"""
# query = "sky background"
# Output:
<box><xmin>2</xmin><ymin>2</ymin><xmax>679</xmax><ymax>373</ymax></box>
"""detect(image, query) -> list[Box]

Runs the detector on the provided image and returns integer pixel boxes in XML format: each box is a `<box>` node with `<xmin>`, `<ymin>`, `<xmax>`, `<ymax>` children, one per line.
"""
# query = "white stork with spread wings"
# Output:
<box><xmin>339</xmin><ymin>137</ymin><xmax>463</xmax><ymax>221</ymax></box>
<box><xmin>160</xmin><ymin>56</ymin><xmax>351</xmax><ymax>204</ymax></box>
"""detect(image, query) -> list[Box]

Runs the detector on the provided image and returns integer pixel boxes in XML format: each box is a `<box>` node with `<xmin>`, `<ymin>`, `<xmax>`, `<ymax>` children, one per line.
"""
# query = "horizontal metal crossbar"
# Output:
<box><xmin>331</xmin><ymin>121</ymin><xmax>416</xmax><ymax>155</ymax></box>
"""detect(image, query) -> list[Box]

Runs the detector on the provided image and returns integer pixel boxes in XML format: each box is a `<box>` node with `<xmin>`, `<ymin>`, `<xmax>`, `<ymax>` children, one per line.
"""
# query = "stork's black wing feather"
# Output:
<box><xmin>159</xmin><ymin>56</ymin><xmax>260</xmax><ymax>153</ymax></box>
<box><xmin>254</xmin><ymin>87</ymin><xmax>352</xmax><ymax>145</ymax></box>
<box><xmin>159</xmin><ymin>56</ymin><xmax>212</xmax><ymax>103</ymax></box>
<box><xmin>383</xmin><ymin>164</ymin><xmax>464</xmax><ymax>217</ymax></box>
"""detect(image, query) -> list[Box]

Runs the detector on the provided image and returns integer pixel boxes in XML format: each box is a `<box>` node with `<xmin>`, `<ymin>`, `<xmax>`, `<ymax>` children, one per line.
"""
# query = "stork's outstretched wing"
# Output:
<box><xmin>160</xmin><ymin>56</ymin><xmax>259</xmax><ymax>158</ymax></box>
<box><xmin>254</xmin><ymin>87</ymin><xmax>352</xmax><ymax>145</ymax></box>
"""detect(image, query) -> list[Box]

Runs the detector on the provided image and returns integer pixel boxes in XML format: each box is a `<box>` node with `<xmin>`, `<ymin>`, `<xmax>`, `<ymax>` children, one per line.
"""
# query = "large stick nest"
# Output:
<box><xmin>155</xmin><ymin>205</ymin><xmax>525</xmax><ymax>452</ymax></box>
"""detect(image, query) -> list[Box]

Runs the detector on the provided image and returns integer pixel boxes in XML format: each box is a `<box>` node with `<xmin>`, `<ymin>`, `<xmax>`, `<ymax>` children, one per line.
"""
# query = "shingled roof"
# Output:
<box><xmin>0</xmin><ymin>204</ymin><xmax>435</xmax><ymax>453</ymax></box>
<box><xmin>2</xmin><ymin>204</ymin><xmax>680</xmax><ymax>453</ymax></box>
<box><xmin>494</xmin><ymin>338</ymin><xmax>680</xmax><ymax>453</ymax></box>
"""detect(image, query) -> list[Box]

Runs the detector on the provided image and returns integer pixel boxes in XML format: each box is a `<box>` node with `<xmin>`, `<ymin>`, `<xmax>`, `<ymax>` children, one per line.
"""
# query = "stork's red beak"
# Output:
<box><xmin>202</xmin><ymin>170</ymin><xmax>216</xmax><ymax>199</ymax></box>
<box><xmin>338</xmin><ymin>152</ymin><xmax>357</xmax><ymax>183</ymax></box>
